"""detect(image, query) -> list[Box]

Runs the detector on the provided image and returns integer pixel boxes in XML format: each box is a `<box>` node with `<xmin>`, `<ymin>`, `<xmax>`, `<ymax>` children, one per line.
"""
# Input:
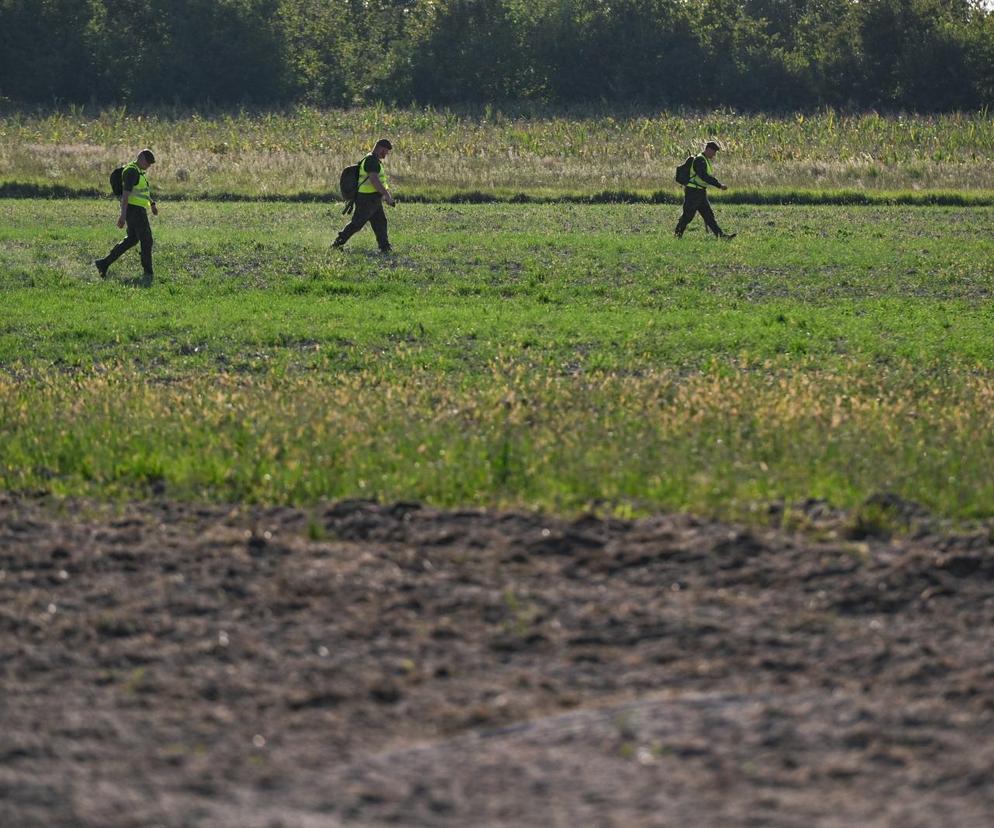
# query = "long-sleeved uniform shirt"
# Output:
<box><xmin>692</xmin><ymin>155</ymin><xmax>722</xmax><ymax>188</ymax></box>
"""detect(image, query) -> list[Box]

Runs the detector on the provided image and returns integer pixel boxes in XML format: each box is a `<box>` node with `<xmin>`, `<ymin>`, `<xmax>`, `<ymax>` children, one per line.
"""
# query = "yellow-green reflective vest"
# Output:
<box><xmin>687</xmin><ymin>153</ymin><xmax>712</xmax><ymax>190</ymax></box>
<box><xmin>123</xmin><ymin>162</ymin><xmax>153</xmax><ymax>208</ymax></box>
<box><xmin>358</xmin><ymin>154</ymin><xmax>388</xmax><ymax>194</ymax></box>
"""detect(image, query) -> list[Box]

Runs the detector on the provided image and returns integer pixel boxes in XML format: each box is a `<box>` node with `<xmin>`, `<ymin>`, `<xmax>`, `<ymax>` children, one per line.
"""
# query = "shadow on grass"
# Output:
<box><xmin>3</xmin><ymin>181</ymin><xmax>993</xmax><ymax>208</ymax></box>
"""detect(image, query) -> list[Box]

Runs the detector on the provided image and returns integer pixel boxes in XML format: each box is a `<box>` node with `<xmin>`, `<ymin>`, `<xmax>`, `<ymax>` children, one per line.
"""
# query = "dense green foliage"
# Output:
<box><xmin>1</xmin><ymin>0</ymin><xmax>992</xmax><ymax>111</ymax></box>
<box><xmin>3</xmin><ymin>199</ymin><xmax>994</xmax><ymax>519</ymax></box>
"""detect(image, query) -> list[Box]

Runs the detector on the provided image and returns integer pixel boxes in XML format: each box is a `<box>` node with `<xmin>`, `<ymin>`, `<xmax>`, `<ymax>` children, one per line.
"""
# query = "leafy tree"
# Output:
<box><xmin>854</xmin><ymin>0</ymin><xmax>976</xmax><ymax>109</ymax></box>
<box><xmin>0</xmin><ymin>0</ymin><xmax>94</xmax><ymax>102</ymax></box>
<box><xmin>0</xmin><ymin>0</ymin><xmax>991</xmax><ymax>110</ymax></box>
<box><xmin>277</xmin><ymin>0</ymin><xmax>352</xmax><ymax>104</ymax></box>
<box><xmin>400</xmin><ymin>0</ymin><xmax>526</xmax><ymax>102</ymax></box>
<box><xmin>84</xmin><ymin>0</ymin><xmax>288</xmax><ymax>104</ymax></box>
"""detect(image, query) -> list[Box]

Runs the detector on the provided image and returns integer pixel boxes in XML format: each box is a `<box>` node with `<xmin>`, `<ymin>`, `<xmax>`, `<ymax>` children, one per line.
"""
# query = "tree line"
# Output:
<box><xmin>2</xmin><ymin>0</ymin><xmax>992</xmax><ymax>112</ymax></box>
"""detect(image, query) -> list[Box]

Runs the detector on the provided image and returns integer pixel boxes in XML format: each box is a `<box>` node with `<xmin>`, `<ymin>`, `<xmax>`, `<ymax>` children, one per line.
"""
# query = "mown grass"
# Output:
<box><xmin>2</xmin><ymin>199</ymin><xmax>994</xmax><ymax>520</ymax></box>
<box><xmin>2</xmin><ymin>106</ymin><xmax>994</xmax><ymax>199</ymax></box>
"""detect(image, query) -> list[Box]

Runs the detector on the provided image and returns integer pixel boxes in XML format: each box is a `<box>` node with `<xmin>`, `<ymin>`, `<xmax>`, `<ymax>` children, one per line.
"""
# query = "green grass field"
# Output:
<box><xmin>3</xmin><ymin>197</ymin><xmax>994</xmax><ymax>521</ymax></box>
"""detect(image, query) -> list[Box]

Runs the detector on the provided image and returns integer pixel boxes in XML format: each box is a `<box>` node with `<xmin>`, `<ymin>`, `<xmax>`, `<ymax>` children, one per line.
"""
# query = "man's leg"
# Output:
<box><xmin>97</xmin><ymin>218</ymin><xmax>139</xmax><ymax>272</ymax></box>
<box><xmin>675</xmin><ymin>188</ymin><xmax>703</xmax><ymax>237</ymax></box>
<box><xmin>698</xmin><ymin>196</ymin><xmax>725</xmax><ymax>237</ymax></box>
<box><xmin>333</xmin><ymin>195</ymin><xmax>377</xmax><ymax>247</ymax></box>
<box><xmin>133</xmin><ymin>208</ymin><xmax>154</xmax><ymax>275</ymax></box>
<box><xmin>368</xmin><ymin>203</ymin><xmax>391</xmax><ymax>252</ymax></box>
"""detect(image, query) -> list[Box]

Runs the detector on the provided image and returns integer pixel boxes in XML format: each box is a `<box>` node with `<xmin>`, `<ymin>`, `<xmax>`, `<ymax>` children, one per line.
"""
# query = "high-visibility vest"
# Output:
<box><xmin>358</xmin><ymin>154</ymin><xmax>388</xmax><ymax>194</ymax></box>
<box><xmin>687</xmin><ymin>153</ymin><xmax>712</xmax><ymax>190</ymax></box>
<box><xmin>123</xmin><ymin>162</ymin><xmax>153</xmax><ymax>208</ymax></box>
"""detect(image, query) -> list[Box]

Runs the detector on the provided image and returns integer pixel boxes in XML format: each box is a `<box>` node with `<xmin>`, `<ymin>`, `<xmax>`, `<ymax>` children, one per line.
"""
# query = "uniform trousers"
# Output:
<box><xmin>675</xmin><ymin>187</ymin><xmax>723</xmax><ymax>237</ymax></box>
<box><xmin>102</xmin><ymin>204</ymin><xmax>153</xmax><ymax>274</ymax></box>
<box><xmin>335</xmin><ymin>193</ymin><xmax>390</xmax><ymax>251</ymax></box>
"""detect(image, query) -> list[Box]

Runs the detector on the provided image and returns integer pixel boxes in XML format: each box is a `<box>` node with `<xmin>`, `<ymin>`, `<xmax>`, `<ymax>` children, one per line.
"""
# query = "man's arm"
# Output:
<box><xmin>118</xmin><ymin>167</ymin><xmax>140</xmax><ymax>227</ymax></box>
<box><xmin>694</xmin><ymin>156</ymin><xmax>725</xmax><ymax>189</ymax></box>
<box><xmin>367</xmin><ymin>172</ymin><xmax>395</xmax><ymax>206</ymax></box>
<box><xmin>118</xmin><ymin>189</ymin><xmax>129</xmax><ymax>228</ymax></box>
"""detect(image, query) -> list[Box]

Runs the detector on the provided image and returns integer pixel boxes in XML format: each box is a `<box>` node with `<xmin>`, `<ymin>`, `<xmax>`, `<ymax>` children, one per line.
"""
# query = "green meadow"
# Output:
<box><xmin>3</xmin><ymin>196</ymin><xmax>994</xmax><ymax>521</ymax></box>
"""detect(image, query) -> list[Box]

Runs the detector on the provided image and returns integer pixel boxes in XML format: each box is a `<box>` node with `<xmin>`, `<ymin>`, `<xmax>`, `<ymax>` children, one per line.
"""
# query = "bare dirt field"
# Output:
<box><xmin>2</xmin><ymin>493</ymin><xmax>993</xmax><ymax>827</ymax></box>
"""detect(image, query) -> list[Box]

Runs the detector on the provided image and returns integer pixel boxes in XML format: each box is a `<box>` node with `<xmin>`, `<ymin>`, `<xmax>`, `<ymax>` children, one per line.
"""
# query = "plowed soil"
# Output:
<box><xmin>2</xmin><ymin>494</ymin><xmax>993</xmax><ymax>827</ymax></box>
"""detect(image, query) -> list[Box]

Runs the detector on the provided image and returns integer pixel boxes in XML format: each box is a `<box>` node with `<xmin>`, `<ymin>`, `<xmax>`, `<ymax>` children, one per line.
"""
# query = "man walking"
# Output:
<box><xmin>675</xmin><ymin>140</ymin><xmax>735</xmax><ymax>239</ymax></box>
<box><xmin>95</xmin><ymin>149</ymin><xmax>158</xmax><ymax>284</ymax></box>
<box><xmin>333</xmin><ymin>139</ymin><xmax>395</xmax><ymax>253</ymax></box>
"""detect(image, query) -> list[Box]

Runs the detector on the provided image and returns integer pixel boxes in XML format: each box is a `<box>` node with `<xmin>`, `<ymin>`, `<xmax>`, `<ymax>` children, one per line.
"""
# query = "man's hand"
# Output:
<box><xmin>151</xmin><ymin>202</ymin><xmax>158</xmax><ymax>216</ymax></box>
<box><xmin>385</xmin><ymin>192</ymin><xmax>396</xmax><ymax>207</ymax></box>
<box><xmin>119</xmin><ymin>190</ymin><xmax>130</xmax><ymax>227</ymax></box>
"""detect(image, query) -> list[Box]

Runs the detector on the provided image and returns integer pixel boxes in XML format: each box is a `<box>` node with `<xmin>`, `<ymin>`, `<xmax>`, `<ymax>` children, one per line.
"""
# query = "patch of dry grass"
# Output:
<box><xmin>2</xmin><ymin>107</ymin><xmax>993</xmax><ymax>197</ymax></box>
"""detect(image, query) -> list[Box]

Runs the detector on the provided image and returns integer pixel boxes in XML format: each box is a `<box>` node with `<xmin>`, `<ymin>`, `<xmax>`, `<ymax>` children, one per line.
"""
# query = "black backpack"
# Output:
<box><xmin>675</xmin><ymin>155</ymin><xmax>694</xmax><ymax>186</ymax></box>
<box><xmin>339</xmin><ymin>156</ymin><xmax>371</xmax><ymax>213</ymax></box>
<box><xmin>110</xmin><ymin>166</ymin><xmax>124</xmax><ymax>196</ymax></box>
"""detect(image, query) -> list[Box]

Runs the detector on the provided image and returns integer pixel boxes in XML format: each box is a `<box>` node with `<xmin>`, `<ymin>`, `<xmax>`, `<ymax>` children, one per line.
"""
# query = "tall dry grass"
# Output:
<box><xmin>2</xmin><ymin>106</ymin><xmax>993</xmax><ymax>197</ymax></box>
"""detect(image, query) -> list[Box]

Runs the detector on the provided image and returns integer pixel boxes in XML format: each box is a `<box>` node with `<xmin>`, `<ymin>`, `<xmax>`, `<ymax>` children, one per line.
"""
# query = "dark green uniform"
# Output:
<box><xmin>675</xmin><ymin>154</ymin><xmax>729</xmax><ymax>238</ymax></box>
<box><xmin>96</xmin><ymin>163</ymin><xmax>154</xmax><ymax>276</ymax></box>
<box><xmin>334</xmin><ymin>154</ymin><xmax>391</xmax><ymax>252</ymax></box>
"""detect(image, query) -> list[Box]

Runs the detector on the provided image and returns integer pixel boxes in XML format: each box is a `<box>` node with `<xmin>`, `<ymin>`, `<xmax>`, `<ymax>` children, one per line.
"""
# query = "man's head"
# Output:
<box><xmin>137</xmin><ymin>148</ymin><xmax>156</xmax><ymax>170</ymax></box>
<box><xmin>373</xmin><ymin>138</ymin><xmax>393</xmax><ymax>159</ymax></box>
<box><xmin>703</xmin><ymin>140</ymin><xmax>721</xmax><ymax>159</ymax></box>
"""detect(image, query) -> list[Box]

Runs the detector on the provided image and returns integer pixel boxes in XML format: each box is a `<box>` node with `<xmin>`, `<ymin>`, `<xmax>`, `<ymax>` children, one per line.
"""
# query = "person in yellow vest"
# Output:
<box><xmin>675</xmin><ymin>140</ymin><xmax>736</xmax><ymax>239</ymax></box>
<box><xmin>333</xmin><ymin>139</ymin><xmax>395</xmax><ymax>253</ymax></box>
<box><xmin>95</xmin><ymin>149</ymin><xmax>158</xmax><ymax>282</ymax></box>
